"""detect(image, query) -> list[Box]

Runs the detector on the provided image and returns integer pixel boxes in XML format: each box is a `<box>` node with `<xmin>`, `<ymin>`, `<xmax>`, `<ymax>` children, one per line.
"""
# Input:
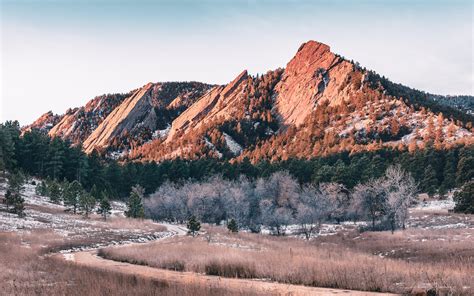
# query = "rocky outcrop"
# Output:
<box><xmin>166</xmin><ymin>70</ymin><xmax>249</xmax><ymax>142</ymax></box>
<box><xmin>23</xmin><ymin>111</ymin><xmax>61</xmax><ymax>134</ymax></box>
<box><xmin>83</xmin><ymin>83</ymin><xmax>157</xmax><ymax>153</ymax></box>
<box><xmin>274</xmin><ymin>40</ymin><xmax>354</xmax><ymax>126</ymax></box>
<box><xmin>46</xmin><ymin>92</ymin><xmax>133</xmax><ymax>144</ymax></box>
<box><xmin>23</xmin><ymin>82</ymin><xmax>211</xmax><ymax>153</ymax></box>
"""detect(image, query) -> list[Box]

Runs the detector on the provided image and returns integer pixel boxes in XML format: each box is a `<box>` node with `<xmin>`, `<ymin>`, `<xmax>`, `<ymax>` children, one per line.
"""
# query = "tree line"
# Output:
<box><xmin>146</xmin><ymin>165</ymin><xmax>417</xmax><ymax>236</ymax></box>
<box><xmin>1</xmin><ymin>121</ymin><xmax>473</xmax><ymax>202</ymax></box>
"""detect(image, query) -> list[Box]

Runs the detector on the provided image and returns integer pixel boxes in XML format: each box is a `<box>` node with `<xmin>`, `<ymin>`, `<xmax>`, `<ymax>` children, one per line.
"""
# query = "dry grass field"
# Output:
<box><xmin>1</xmin><ymin>180</ymin><xmax>473</xmax><ymax>295</ymax></box>
<box><xmin>0</xmin><ymin>184</ymin><xmax>257</xmax><ymax>295</ymax></box>
<box><xmin>100</xmin><ymin>213</ymin><xmax>474</xmax><ymax>295</ymax></box>
<box><xmin>0</xmin><ymin>230</ymin><xmax>264</xmax><ymax>296</ymax></box>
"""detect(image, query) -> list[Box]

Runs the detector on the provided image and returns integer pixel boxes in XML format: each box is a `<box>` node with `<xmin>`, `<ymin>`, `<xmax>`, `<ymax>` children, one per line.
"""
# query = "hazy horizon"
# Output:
<box><xmin>1</xmin><ymin>0</ymin><xmax>473</xmax><ymax>125</ymax></box>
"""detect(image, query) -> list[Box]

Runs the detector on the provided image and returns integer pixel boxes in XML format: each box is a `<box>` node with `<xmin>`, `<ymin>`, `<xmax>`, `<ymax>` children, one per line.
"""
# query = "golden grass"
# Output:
<box><xmin>101</xmin><ymin>226</ymin><xmax>474</xmax><ymax>295</ymax></box>
<box><xmin>0</xmin><ymin>231</ymin><xmax>261</xmax><ymax>296</ymax></box>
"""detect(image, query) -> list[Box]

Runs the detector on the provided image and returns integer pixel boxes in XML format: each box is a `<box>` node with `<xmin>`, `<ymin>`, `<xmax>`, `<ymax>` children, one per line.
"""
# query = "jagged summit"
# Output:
<box><xmin>296</xmin><ymin>40</ymin><xmax>331</xmax><ymax>57</ymax></box>
<box><xmin>23</xmin><ymin>111</ymin><xmax>60</xmax><ymax>134</ymax></box>
<box><xmin>275</xmin><ymin>40</ymin><xmax>348</xmax><ymax>126</ymax></box>
<box><xmin>26</xmin><ymin>40</ymin><xmax>474</xmax><ymax>161</ymax></box>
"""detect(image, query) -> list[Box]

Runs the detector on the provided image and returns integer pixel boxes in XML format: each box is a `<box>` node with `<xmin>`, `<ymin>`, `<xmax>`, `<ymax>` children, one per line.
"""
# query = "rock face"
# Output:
<box><xmin>47</xmin><ymin>91</ymin><xmax>134</xmax><ymax>144</ymax></box>
<box><xmin>23</xmin><ymin>111</ymin><xmax>60</xmax><ymax>133</ymax></box>
<box><xmin>274</xmin><ymin>40</ymin><xmax>354</xmax><ymax>126</ymax></box>
<box><xmin>27</xmin><ymin>40</ymin><xmax>474</xmax><ymax>161</ymax></box>
<box><xmin>83</xmin><ymin>83</ymin><xmax>155</xmax><ymax>153</ymax></box>
<box><xmin>82</xmin><ymin>82</ymin><xmax>212</xmax><ymax>153</ymax></box>
<box><xmin>166</xmin><ymin>70</ymin><xmax>249</xmax><ymax>142</ymax></box>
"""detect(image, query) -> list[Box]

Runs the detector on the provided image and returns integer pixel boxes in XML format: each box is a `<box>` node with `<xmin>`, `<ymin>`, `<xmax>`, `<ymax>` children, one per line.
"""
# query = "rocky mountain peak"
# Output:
<box><xmin>27</xmin><ymin>40</ymin><xmax>473</xmax><ymax>162</ymax></box>
<box><xmin>274</xmin><ymin>40</ymin><xmax>352</xmax><ymax>126</ymax></box>
<box><xmin>22</xmin><ymin>111</ymin><xmax>60</xmax><ymax>134</ymax></box>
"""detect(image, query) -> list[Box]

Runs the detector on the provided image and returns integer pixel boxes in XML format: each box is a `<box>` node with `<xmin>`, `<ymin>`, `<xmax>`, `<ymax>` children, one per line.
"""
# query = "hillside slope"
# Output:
<box><xmin>27</xmin><ymin>40</ymin><xmax>474</xmax><ymax>162</ymax></box>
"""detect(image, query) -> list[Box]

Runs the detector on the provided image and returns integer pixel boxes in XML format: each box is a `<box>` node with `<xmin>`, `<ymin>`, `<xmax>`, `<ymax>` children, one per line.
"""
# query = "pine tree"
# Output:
<box><xmin>105</xmin><ymin>161</ymin><xmax>122</xmax><ymax>199</ymax></box>
<box><xmin>90</xmin><ymin>184</ymin><xmax>101</xmax><ymax>201</ymax></box>
<box><xmin>125</xmin><ymin>185</ymin><xmax>145</xmax><ymax>218</ymax></box>
<box><xmin>0</xmin><ymin>145</ymin><xmax>5</xmax><ymax>175</ymax></box>
<box><xmin>5</xmin><ymin>172</ymin><xmax>25</xmax><ymax>217</ymax></box>
<box><xmin>4</xmin><ymin>189</ymin><xmax>14</xmax><ymax>211</ymax></box>
<box><xmin>48</xmin><ymin>181</ymin><xmax>62</xmax><ymax>204</ymax></box>
<box><xmin>79</xmin><ymin>191</ymin><xmax>96</xmax><ymax>218</ymax></box>
<box><xmin>36</xmin><ymin>180</ymin><xmax>48</xmax><ymax>196</ymax></box>
<box><xmin>47</xmin><ymin>138</ymin><xmax>65</xmax><ymax>180</ymax></box>
<box><xmin>453</xmin><ymin>181</ymin><xmax>474</xmax><ymax>214</ymax></box>
<box><xmin>227</xmin><ymin>219</ymin><xmax>239</xmax><ymax>233</ymax></box>
<box><xmin>440</xmin><ymin>150</ymin><xmax>457</xmax><ymax>193</ymax></box>
<box><xmin>64</xmin><ymin>180</ymin><xmax>82</xmax><ymax>214</ymax></box>
<box><xmin>97</xmin><ymin>192</ymin><xmax>112</xmax><ymax>221</ymax></box>
<box><xmin>187</xmin><ymin>215</ymin><xmax>201</xmax><ymax>237</ymax></box>
<box><xmin>421</xmin><ymin>165</ymin><xmax>438</xmax><ymax>197</ymax></box>
<box><xmin>456</xmin><ymin>155</ymin><xmax>474</xmax><ymax>186</ymax></box>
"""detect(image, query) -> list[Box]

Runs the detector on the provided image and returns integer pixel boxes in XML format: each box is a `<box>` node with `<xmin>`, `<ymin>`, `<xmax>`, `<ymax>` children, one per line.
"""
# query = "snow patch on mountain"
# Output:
<box><xmin>152</xmin><ymin>124</ymin><xmax>171</xmax><ymax>140</ymax></box>
<box><xmin>204</xmin><ymin>137</ymin><xmax>223</xmax><ymax>158</ymax></box>
<box><xmin>223</xmin><ymin>132</ymin><xmax>243</xmax><ymax>155</ymax></box>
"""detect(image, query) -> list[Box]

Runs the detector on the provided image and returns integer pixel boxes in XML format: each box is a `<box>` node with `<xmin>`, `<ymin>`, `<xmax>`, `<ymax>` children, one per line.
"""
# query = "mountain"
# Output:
<box><xmin>25</xmin><ymin>82</ymin><xmax>212</xmax><ymax>154</ymax></box>
<box><xmin>27</xmin><ymin>40</ymin><xmax>474</xmax><ymax>162</ymax></box>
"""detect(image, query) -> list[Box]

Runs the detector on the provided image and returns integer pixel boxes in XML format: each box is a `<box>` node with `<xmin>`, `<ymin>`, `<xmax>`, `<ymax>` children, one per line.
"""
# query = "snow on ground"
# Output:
<box><xmin>407</xmin><ymin>212</ymin><xmax>474</xmax><ymax>230</ymax></box>
<box><xmin>260</xmin><ymin>221</ymin><xmax>368</xmax><ymax>239</ymax></box>
<box><xmin>22</xmin><ymin>181</ymin><xmax>64</xmax><ymax>209</ymax></box>
<box><xmin>110</xmin><ymin>201</ymin><xmax>127</xmax><ymax>217</ymax></box>
<box><xmin>412</xmin><ymin>196</ymin><xmax>455</xmax><ymax>212</ymax></box>
<box><xmin>152</xmin><ymin>124</ymin><xmax>171</xmax><ymax>140</ymax></box>
<box><xmin>58</xmin><ymin>231</ymin><xmax>174</xmax><ymax>253</ymax></box>
<box><xmin>223</xmin><ymin>132</ymin><xmax>243</xmax><ymax>155</ymax></box>
<box><xmin>204</xmin><ymin>137</ymin><xmax>223</xmax><ymax>158</ymax></box>
<box><xmin>0</xmin><ymin>179</ymin><xmax>171</xmax><ymax>252</ymax></box>
<box><xmin>108</xmin><ymin>150</ymin><xmax>129</xmax><ymax>160</ymax></box>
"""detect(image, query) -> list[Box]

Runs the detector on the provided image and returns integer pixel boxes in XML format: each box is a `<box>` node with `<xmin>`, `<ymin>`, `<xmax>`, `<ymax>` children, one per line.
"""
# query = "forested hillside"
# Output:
<box><xmin>2</xmin><ymin>121</ymin><xmax>473</xmax><ymax>200</ymax></box>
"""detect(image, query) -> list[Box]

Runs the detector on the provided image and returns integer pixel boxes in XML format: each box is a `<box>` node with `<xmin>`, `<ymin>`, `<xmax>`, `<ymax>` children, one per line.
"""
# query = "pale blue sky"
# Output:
<box><xmin>1</xmin><ymin>0</ymin><xmax>473</xmax><ymax>125</ymax></box>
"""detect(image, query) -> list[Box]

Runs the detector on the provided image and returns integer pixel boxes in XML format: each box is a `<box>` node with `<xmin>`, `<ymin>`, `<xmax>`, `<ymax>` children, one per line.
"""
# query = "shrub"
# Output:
<box><xmin>161</xmin><ymin>260</ymin><xmax>185</xmax><ymax>271</ymax></box>
<box><xmin>205</xmin><ymin>261</ymin><xmax>257</xmax><ymax>279</ymax></box>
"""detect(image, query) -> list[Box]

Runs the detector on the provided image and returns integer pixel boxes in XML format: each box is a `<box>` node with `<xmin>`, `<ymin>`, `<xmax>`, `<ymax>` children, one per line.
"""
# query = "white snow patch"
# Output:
<box><xmin>152</xmin><ymin>124</ymin><xmax>171</xmax><ymax>140</ymax></box>
<box><xmin>204</xmin><ymin>137</ymin><xmax>223</xmax><ymax>158</ymax></box>
<box><xmin>223</xmin><ymin>132</ymin><xmax>243</xmax><ymax>155</ymax></box>
<box><xmin>110</xmin><ymin>201</ymin><xmax>127</xmax><ymax>217</ymax></box>
<box><xmin>413</xmin><ymin>197</ymin><xmax>455</xmax><ymax>212</ymax></box>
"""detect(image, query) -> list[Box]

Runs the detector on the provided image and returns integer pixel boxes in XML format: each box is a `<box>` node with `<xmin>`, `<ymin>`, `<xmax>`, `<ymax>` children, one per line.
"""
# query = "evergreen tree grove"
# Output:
<box><xmin>421</xmin><ymin>165</ymin><xmax>438</xmax><ymax>197</ymax></box>
<box><xmin>453</xmin><ymin>181</ymin><xmax>474</xmax><ymax>214</ymax></box>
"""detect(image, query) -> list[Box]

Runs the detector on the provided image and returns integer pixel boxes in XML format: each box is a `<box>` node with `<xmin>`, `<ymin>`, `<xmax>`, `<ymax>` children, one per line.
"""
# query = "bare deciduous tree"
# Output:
<box><xmin>320</xmin><ymin>182</ymin><xmax>350</xmax><ymax>223</ymax></box>
<box><xmin>296</xmin><ymin>185</ymin><xmax>330</xmax><ymax>239</ymax></box>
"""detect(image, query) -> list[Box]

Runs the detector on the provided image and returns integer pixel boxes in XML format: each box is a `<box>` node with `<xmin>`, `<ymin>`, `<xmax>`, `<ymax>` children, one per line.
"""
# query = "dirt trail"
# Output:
<box><xmin>69</xmin><ymin>250</ymin><xmax>395</xmax><ymax>296</ymax></box>
<box><xmin>60</xmin><ymin>223</ymin><xmax>397</xmax><ymax>296</ymax></box>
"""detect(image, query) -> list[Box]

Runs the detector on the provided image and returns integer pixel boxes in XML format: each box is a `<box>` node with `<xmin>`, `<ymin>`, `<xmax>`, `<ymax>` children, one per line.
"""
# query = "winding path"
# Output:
<box><xmin>61</xmin><ymin>224</ymin><xmax>398</xmax><ymax>296</ymax></box>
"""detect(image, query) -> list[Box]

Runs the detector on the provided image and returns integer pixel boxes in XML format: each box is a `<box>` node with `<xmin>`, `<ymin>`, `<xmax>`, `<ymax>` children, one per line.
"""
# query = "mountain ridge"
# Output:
<box><xmin>26</xmin><ymin>40</ymin><xmax>474</xmax><ymax>162</ymax></box>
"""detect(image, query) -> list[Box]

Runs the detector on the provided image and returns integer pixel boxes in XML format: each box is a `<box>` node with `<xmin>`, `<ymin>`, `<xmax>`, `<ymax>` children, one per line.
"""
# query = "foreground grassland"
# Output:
<box><xmin>1</xmin><ymin>180</ymin><xmax>472</xmax><ymax>295</ymax></box>
<box><xmin>100</xmin><ymin>211</ymin><xmax>474</xmax><ymax>295</ymax></box>
<box><xmin>0</xmin><ymin>230</ymin><xmax>266</xmax><ymax>296</ymax></box>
